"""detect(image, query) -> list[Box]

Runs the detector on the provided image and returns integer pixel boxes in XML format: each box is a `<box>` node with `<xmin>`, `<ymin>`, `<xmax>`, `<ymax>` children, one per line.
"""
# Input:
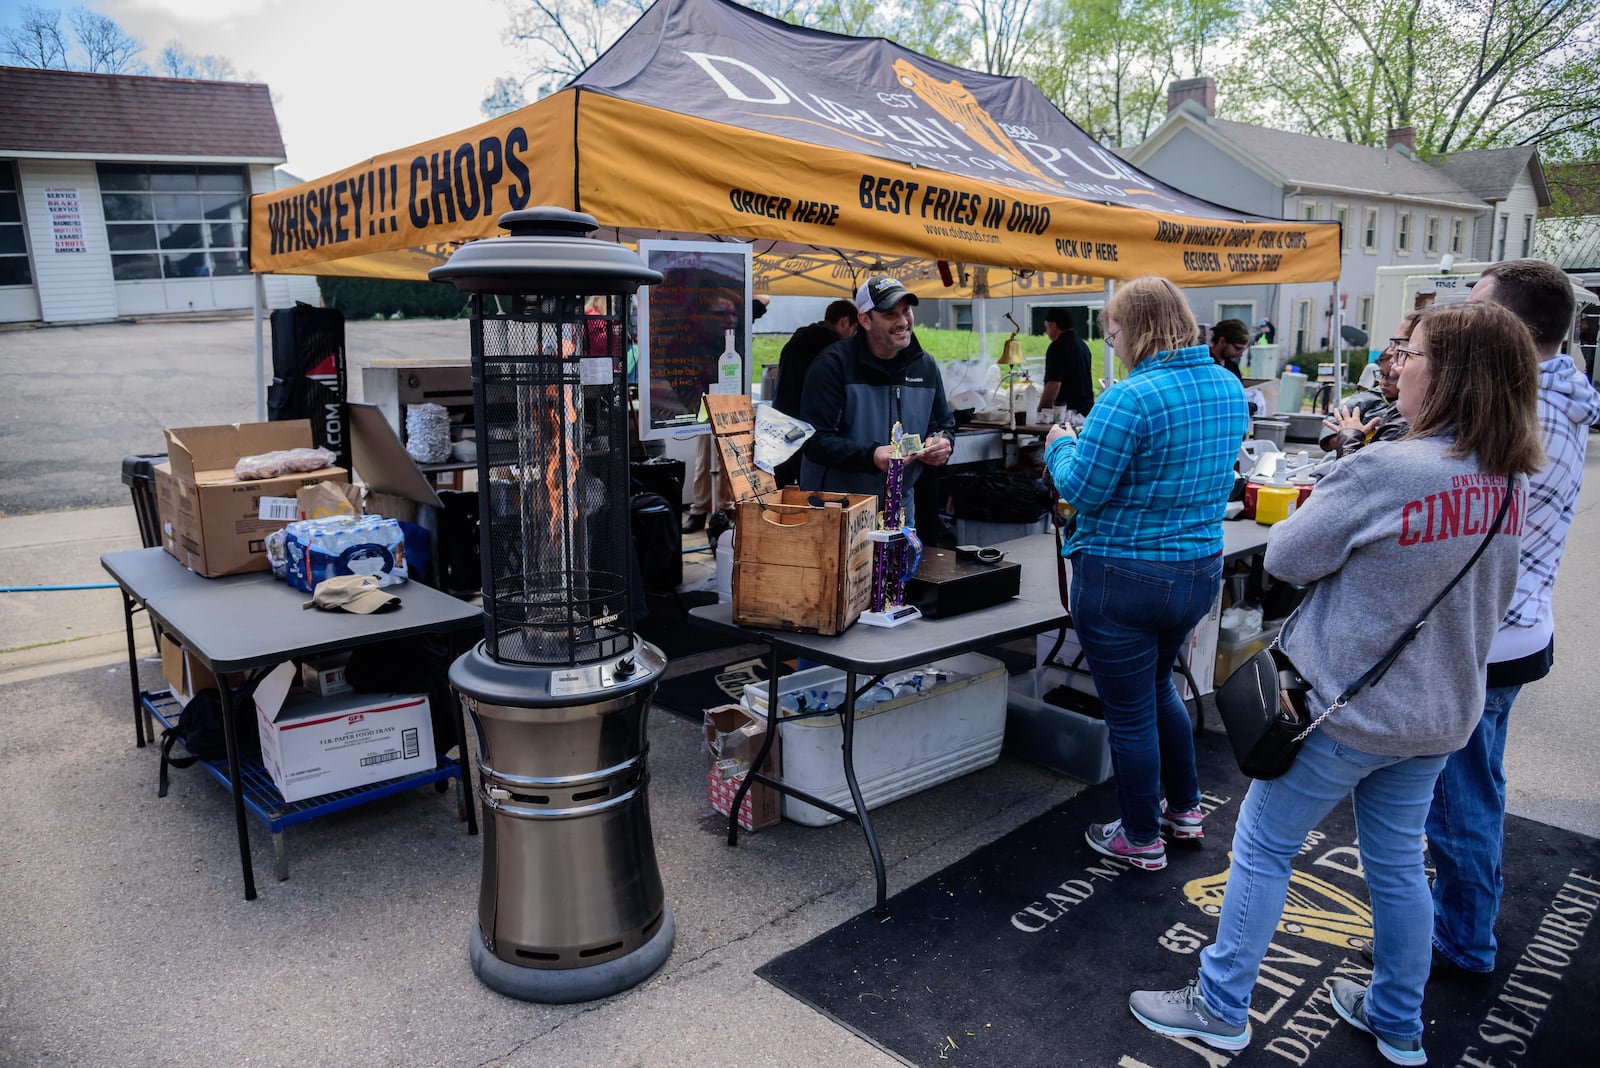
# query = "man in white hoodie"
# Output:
<box><xmin>1427</xmin><ymin>259</ymin><xmax>1600</xmax><ymax>975</ymax></box>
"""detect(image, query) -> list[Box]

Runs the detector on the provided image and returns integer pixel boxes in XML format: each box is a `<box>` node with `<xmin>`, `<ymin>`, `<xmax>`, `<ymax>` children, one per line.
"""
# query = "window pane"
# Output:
<box><xmin>153</xmin><ymin>193</ymin><xmax>202</xmax><ymax>218</ymax></box>
<box><xmin>106</xmin><ymin>223</ymin><xmax>157</xmax><ymax>251</ymax></box>
<box><xmin>0</xmin><ymin>193</ymin><xmax>19</xmax><ymax>223</ymax></box>
<box><xmin>0</xmin><ymin>256</ymin><xmax>33</xmax><ymax>286</ymax></box>
<box><xmin>0</xmin><ymin>167</ymin><xmax>16</xmax><ymax>192</ymax></box>
<box><xmin>150</xmin><ymin>170</ymin><xmax>199</xmax><ymax>191</ymax></box>
<box><xmin>102</xmin><ymin>193</ymin><xmax>152</xmax><ymax>221</ymax></box>
<box><xmin>197</xmin><ymin>169</ymin><xmax>246</xmax><ymax>193</ymax></box>
<box><xmin>110</xmin><ymin>253</ymin><xmax>161</xmax><ymax>280</ymax></box>
<box><xmin>163</xmin><ymin>251</ymin><xmax>209</xmax><ymax>277</ymax></box>
<box><xmin>0</xmin><ymin>228</ymin><xmax>26</xmax><ymax>254</ymax></box>
<box><xmin>210</xmin><ymin>250</ymin><xmax>249</xmax><ymax>275</ymax></box>
<box><xmin>209</xmin><ymin>221</ymin><xmax>244</xmax><ymax>248</ymax></box>
<box><xmin>98</xmin><ymin>164</ymin><xmax>149</xmax><ymax>191</ymax></box>
<box><xmin>157</xmin><ymin>222</ymin><xmax>204</xmax><ymax>250</ymax></box>
<box><xmin>202</xmin><ymin>193</ymin><xmax>247</xmax><ymax>220</ymax></box>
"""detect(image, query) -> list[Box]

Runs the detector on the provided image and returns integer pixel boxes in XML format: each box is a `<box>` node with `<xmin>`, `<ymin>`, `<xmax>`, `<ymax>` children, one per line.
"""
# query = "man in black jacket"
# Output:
<box><xmin>799</xmin><ymin>275</ymin><xmax>955</xmax><ymax>525</ymax></box>
<box><xmin>771</xmin><ymin>298</ymin><xmax>858</xmax><ymax>486</ymax></box>
<box><xmin>1038</xmin><ymin>307</ymin><xmax>1094</xmax><ymax>415</ymax></box>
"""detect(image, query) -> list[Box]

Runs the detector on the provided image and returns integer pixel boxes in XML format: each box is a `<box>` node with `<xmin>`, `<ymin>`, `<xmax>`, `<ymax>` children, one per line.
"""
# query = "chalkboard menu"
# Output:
<box><xmin>637</xmin><ymin>241</ymin><xmax>752</xmax><ymax>440</ymax></box>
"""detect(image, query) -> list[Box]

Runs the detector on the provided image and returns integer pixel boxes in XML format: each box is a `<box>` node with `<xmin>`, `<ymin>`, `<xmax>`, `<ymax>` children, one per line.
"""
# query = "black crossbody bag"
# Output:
<box><xmin>1215</xmin><ymin>484</ymin><xmax>1511</xmax><ymax>779</ymax></box>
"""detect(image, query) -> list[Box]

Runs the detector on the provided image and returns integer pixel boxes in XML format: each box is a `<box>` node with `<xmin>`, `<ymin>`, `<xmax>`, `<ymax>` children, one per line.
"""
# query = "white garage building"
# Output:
<box><xmin>0</xmin><ymin>65</ymin><xmax>309</xmax><ymax>325</ymax></box>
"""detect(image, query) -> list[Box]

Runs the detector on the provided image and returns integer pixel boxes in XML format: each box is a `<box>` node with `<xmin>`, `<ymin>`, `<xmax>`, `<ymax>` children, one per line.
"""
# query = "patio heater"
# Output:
<box><xmin>431</xmin><ymin>208</ymin><xmax>673</xmax><ymax>1003</ymax></box>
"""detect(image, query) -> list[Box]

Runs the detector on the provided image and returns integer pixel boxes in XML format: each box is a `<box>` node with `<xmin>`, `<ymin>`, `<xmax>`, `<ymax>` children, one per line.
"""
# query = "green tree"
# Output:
<box><xmin>1020</xmin><ymin>0</ymin><xmax>1242</xmax><ymax>146</ymax></box>
<box><xmin>1235</xmin><ymin>0</ymin><xmax>1600</xmax><ymax>160</ymax></box>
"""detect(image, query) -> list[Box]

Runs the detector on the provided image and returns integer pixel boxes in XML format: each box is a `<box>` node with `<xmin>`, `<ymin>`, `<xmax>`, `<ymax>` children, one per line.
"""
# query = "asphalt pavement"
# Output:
<box><xmin>1</xmin><ymin>318</ymin><xmax>1597</xmax><ymax>1066</ymax></box>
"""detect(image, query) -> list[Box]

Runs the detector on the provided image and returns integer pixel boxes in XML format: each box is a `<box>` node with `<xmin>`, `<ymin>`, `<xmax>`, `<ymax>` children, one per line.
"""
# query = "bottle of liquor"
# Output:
<box><xmin>718</xmin><ymin>329</ymin><xmax>742</xmax><ymax>393</ymax></box>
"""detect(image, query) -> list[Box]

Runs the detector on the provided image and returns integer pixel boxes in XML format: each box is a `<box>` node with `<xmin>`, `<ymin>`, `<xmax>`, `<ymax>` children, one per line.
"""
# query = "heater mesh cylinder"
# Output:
<box><xmin>475</xmin><ymin>295</ymin><xmax>633</xmax><ymax>665</ymax></box>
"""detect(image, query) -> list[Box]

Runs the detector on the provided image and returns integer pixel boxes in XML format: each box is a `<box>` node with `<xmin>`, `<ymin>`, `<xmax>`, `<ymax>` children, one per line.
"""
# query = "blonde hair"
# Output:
<box><xmin>1408</xmin><ymin>302</ymin><xmax>1545</xmax><ymax>477</ymax></box>
<box><xmin>1105</xmin><ymin>277</ymin><xmax>1198</xmax><ymax>366</ymax></box>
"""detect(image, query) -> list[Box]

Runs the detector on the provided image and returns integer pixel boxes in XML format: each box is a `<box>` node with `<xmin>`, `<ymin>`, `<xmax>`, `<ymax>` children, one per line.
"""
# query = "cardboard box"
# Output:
<box><xmin>704</xmin><ymin>704</ymin><xmax>781</xmax><ymax>832</ymax></box>
<box><xmin>161</xmin><ymin>421</ymin><xmax>348</xmax><ymax>577</ymax></box>
<box><xmin>253</xmin><ymin>661</ymin><xmax>434</xmax><ymax>804</ymax></box>
<box><xmin>159</xmin><ymin>633</ymin><xmax>246</xmax><ymax>706</ymax></box>
<box><xmin>732</xmin><ymin>486</ymin><xmax>878</xmax><ymax>635</ymax></box>
<box><xmin>299</xmin><ymin>652</ymin><xmax>353</xmax><ymax>697</ymax></box>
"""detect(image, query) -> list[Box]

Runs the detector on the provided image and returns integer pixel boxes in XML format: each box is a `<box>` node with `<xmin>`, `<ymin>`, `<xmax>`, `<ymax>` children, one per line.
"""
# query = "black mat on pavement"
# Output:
<box><xmin>653</xmin><ymin>652</ymin><xmax>784</xmax><ymax>719</ymax></box>
<box><xmin>758</xmin><ymin>732</ymin><xmax>1600</xmax><ymax>1066</ymax></box>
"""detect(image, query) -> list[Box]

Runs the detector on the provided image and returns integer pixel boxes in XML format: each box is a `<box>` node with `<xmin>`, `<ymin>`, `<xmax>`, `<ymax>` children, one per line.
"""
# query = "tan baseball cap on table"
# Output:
<box><xmin>302</xmin><ymin>574</ymin><xmax>400</xmax><ymax>614</ymax></box>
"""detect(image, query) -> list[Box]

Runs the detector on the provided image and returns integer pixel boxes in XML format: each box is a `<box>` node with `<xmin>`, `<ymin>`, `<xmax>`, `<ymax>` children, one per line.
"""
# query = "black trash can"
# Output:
<box><xmin>120</xmin><ymin>453</ymin><xmax>167</xmax><ymax>549</ymax></box>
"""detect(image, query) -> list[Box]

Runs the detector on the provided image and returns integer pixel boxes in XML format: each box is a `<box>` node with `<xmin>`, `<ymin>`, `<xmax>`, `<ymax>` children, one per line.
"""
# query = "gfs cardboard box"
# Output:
<box><xmin>156</xmin><ymin>421</ymin><xmax>347</xmax><ymax>577</ymax></box>
<box><xmin>253</xmin><ymin>661</ymin><xmax>434</xmax><ymax>804</ymax></box>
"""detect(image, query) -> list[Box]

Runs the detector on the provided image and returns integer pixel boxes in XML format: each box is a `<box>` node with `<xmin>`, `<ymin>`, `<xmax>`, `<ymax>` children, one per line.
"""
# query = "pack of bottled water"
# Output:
<box><xmin>282</xmin><ymin>514</ymin><xmax>407</xmax><ymax>592</ymax></box>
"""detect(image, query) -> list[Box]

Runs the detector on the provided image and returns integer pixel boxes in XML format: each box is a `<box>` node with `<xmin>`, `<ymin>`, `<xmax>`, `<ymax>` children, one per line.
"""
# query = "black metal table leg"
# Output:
<box><xmin>838</xmin><ymin>668</ymin><xmax>888</xmax><ymax>916</ymax></box>
<box><xmin>121</xmin><ymin>591</ymin><xmax>146</xmax><ymax>748</ymax></box>
<box><xmin>727</xmin><ymin>642</ymin><xmax>784</xmax><ymax>847</ymax></box>
<box><xmin>216</xmin><ymin>681</ymin><xmax>258</xmax><ymax>900</ymax></box>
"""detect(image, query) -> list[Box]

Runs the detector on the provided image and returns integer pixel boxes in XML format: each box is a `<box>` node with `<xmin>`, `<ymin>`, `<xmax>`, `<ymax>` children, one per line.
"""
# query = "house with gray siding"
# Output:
<box><xmin>1125</xmin><ymin>78</ymin><xmax>1549</xmax><ymax>362</ymax></box>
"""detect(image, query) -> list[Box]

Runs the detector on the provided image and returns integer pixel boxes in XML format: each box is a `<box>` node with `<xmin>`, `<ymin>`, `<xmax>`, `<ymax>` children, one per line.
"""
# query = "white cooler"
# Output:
<box><xmin>742</xmin><ymin>653</ymin><xmax>1008</xmax><ymax>826</ymax></box>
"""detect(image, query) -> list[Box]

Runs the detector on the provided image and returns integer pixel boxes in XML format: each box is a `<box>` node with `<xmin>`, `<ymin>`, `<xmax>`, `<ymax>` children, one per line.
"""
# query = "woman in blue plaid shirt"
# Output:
<box><xmin>1044</xmin><ymin>277</ymin><xmax>1250</xmax><ymax>871</ymax></box>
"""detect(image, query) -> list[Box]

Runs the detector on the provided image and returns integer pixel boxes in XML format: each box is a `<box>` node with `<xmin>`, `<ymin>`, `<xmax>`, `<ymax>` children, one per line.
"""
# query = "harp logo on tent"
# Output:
<box><xmin>892</xmin><ymin>60</ymin><xmax>1045</xmax><ymax>181</ymax></box>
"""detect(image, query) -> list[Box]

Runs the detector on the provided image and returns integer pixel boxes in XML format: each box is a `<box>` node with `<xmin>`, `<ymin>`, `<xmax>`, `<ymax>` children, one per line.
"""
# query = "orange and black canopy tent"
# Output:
<box><xmin>248</xmin><ymin>0</ymin><xmax>1339</xmax><ymax>299</ymax></box>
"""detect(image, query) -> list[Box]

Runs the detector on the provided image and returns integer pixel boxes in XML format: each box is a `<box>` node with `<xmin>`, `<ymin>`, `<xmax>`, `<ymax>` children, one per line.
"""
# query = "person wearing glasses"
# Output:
<box><xmin>798</xmin><ymin>275</ymin><xmax>954</xmax><ymax>525</ymax></box>
<box><xmin>1319</xmin><ymin>313</ymin><xmax>1417</xmax><ymax>456</ymax></box>
<box><xmin>1129</xmin><ymin>300</ymin><xmax>1544</xmax><ymax>1064</ymax></box>
<box><xmin>1043</xmin><ymin>277</ymin><xmax>1248</xmax><ymax>872</ymax></box>
<box><xmin>1207</xmin><ymin>318</ymin><xmax>1251</xmax><ymax>378</ymax></box>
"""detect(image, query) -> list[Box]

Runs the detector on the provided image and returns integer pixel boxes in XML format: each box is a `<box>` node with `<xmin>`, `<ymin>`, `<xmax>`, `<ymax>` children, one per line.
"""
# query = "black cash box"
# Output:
<box><xmin>904</xmin><ymin>548</ymin><xmax>1021</xmax><ymax>618</ymax></box>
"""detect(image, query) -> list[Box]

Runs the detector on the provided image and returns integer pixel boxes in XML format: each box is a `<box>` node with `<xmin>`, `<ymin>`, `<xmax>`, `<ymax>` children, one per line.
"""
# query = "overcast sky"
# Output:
<box><xmin>54</xmin><ymin>0</ymin><xmax>528</xmax><ymax>179</ymax></box>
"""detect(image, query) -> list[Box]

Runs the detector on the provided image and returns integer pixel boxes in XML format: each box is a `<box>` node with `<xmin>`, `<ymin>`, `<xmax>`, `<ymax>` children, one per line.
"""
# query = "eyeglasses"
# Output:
<box><xmin>1105</xmin><ymin>330</ymin><xmax>1119</xmax><ymax>346</ymax></box>
<box><xmin>1393</xmin><ymin>345</ymin><xmax>1426</xmax><ymax>367</ymax></box>
<box><xmin>1387</xmin><ymin>336</ymin><xmax>1410</xmax><ymax>347</ymax></box>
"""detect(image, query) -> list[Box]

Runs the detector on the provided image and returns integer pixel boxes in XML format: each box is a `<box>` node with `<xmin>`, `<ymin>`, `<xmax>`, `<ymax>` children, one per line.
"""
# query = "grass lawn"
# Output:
<box><xmin>752</xmin><ymin>327</ymin><xmax>1123</xmax><ymax>396</ymax></box>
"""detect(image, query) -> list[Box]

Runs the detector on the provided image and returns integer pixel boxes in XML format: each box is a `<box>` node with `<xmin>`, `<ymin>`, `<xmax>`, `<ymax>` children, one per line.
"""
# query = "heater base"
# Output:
<box><xmin>469</xmin><ymin>906</ymin><xmax>675</xmax><ymax>1004</ymax></box>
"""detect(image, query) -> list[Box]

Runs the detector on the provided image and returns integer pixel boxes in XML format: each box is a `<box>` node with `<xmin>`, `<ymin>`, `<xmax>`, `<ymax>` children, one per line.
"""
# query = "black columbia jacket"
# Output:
<box><xmin>797</xmin><ymin>331</ymin><xmax>955</xmax><ymax>505</ymax></box>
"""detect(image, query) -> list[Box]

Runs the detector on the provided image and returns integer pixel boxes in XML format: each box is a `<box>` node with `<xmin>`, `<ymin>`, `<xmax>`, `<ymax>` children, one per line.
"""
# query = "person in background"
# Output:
<box><xmin>1038</xmin><ymin>308</ymin><xmax>1095</xmax><ymax>416</ymax></box>
<box><xmin>1043</xmin><ymin>277</ymin><xmax>1248</xmax><ymax>871</ymax></box>
<box><xmin>1129</xmin><ymin>300</ymin><xmax>1544</xmax><ymax>1063</ymax></box>
<box><xmin>1319</xmin><ymin>314</ymin><xmax>1416</xmax><ymax>455</ymax></box>
<box><xmin>683</xmin><ymin>293</ymin><xmax>767</xmax><ymax>533</ymax></box>
<box><xmin>1424</xmin><ymin>259</ymin><xmax>1600</xmax><ymax>977</ymax></box>
<box><xmin>1254</xmin><ymin>318</ymin><xmax>1276</xmax><ymax>345</ymax></box>
<box><xmin>1208</xmin><ymin>319</ymin><xmax>1250</xmax><ymax>378</ymax></box>
<box><xmin>799</xmin><ymin>275</ymin><xmax>954</xmax><ymax>525</ymax></box>
<box><xmin>771</xmin><ymin>299</ymin><xmax>859</xmax><ymax>486</ymax></box>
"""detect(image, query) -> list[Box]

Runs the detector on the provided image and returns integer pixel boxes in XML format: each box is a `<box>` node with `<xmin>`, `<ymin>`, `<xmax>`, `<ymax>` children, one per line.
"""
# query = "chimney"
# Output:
<box><xmin>1386</xmin><ymin>126</ymin><xmax>1416</xmax><ymax>152</ymax></box>
<box><xmin>1167</xmin><ymin>77</ymin><xmax>1216</xmax><ymax>117</ymax></box>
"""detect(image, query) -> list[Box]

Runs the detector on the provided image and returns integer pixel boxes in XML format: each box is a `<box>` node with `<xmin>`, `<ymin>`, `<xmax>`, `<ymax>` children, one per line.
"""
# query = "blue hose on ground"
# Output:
<box><xmin>0</xmin><ymin>583</ymin><xmax>120</xmax><ymax>592</ymax></box>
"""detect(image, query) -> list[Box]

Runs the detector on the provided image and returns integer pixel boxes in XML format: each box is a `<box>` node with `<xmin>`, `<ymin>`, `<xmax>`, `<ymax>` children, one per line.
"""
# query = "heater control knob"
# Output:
<box><xmin>614</xmin><ymin>656</ymin><xmax>637</xmax><ymax>679</ymax></box>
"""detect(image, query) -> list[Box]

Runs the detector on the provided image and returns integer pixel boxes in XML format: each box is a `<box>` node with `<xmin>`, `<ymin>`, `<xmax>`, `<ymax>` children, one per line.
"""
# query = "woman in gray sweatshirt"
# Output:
<box><xmin>1128</xmin><ymin>300</ymin><xmax>1547</xmax><ymax>1064</ymax></box>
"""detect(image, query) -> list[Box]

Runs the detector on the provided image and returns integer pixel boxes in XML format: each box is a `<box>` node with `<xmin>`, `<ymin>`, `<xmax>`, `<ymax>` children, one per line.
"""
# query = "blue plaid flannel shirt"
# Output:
<box><xmin>1045</xmin><ymin>344</ymin><xmax>1248</xmax><ymax>561</ymax></box>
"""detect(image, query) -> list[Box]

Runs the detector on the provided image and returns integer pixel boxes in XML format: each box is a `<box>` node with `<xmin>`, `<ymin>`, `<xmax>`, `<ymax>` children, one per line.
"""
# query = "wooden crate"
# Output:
<box><xmin>732</xmin><ymin>487</ymin><xmax>878</xmax><ymax>635</ymax></box>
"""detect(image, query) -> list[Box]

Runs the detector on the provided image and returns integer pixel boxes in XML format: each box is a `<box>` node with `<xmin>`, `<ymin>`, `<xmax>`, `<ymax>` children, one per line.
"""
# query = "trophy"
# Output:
<box><xmin>859</xmin><ymin>422</ymin><xmax>924</xmax><ymax>628</ymax></box>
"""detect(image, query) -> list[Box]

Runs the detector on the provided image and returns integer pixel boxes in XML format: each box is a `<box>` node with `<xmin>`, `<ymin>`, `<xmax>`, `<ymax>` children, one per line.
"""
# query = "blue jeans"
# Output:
<box><xmin>1427</xmin><ymin>684</ymin><xmax>1520</xmax><ymax>972</ymax></box>
<box><xmin>1069</xmin><ymin>551</ymin><xmax>1221</xmax><ymax>842</ymax></box>
<box><xmin>1198</xmin><ymin>731</ymin><xmax>1447</xmax><ymax>1039</ymax></box>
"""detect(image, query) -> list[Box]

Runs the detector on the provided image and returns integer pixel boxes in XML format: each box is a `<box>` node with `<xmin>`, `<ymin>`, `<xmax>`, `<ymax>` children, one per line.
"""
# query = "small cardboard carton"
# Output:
<box><xmin>159</xmin><ymin>633</ymin><xmax>245</xmax><ymax>706</ymax></box>
<box><xmin>253</xmin><ymin>661</ymin><xmax>433</xmax><ymax>804</ymax></box>
<box><xmin>732</xmin><ymin>486</ymin><xmax>878</xmax><ymax>635</ymax></box>
<box><xmin>704</xmin><ymin>703</ymin><xmax>781</xmax><ymax>832</ymax></box>
<box><xmin>299</xmin><ymin>652</ymin><xmax>353</xmax><ymax>697</ymax></box>
<box><xmin>160</xmin><ymin>421</ymin><xmax>348</xmax><ymax>577</ymax></box>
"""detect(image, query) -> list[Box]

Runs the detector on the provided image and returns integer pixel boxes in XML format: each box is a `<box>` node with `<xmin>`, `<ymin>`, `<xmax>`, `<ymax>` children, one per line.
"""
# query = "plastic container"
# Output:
<box><xmin>1279</xmin><ymin>370</ymin><xmax>1308</xmax><ymax>414</ymax></box>
<box><xmin>121</xmin><ymin>453</ymin><xmax>168</xmax><ymax>549</ymax></box>
<box><xmin>1004</xmin><ymin>692</ymin><xmax>1112</xmax><ymax>784</ymax></box>
<box><xmin>1252</xmin><ymin>419</ymin><xmax>1289</xmax><ymax>448</ymax></box>
<box><xmin>1255</xmin><ymin>484</ymin><xmax>1298</xmax><ymax>525</ymax></box>
<box><xmin>741</xmin><ymin>653</ymin><xmax>1008</xmax><ymax>825</ymax></box>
